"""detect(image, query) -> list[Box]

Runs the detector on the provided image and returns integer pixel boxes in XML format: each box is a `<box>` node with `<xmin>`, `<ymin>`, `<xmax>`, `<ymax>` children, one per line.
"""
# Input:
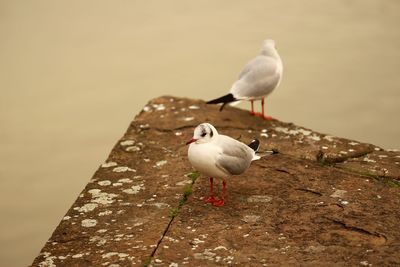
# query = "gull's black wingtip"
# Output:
<box><xmin>247</xmin><ymin>139</ymin><xmax>260</xmax><ymax>152</ymax></box>
<box><xmin>206</xmin><ymin>93</ymin><xmax>237</xmax><ymax>111</ymax></box>
<box><xmin>206</xmin><ymin>93</ymin><xmax>236</xmax><ymax>104</ymax></box>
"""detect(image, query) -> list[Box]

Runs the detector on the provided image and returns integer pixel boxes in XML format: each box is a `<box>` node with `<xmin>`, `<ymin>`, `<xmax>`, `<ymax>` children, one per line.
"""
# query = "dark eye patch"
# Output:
<box><xmin>200</xmin><ymin>132</ymin><xmax>207</xmax><ymax>137</ymax></box>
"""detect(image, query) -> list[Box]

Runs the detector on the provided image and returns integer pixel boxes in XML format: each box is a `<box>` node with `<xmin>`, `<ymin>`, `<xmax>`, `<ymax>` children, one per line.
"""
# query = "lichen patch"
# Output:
<box><xmin>81</xmin><ymin>219</ymin><xmax>97</xmax><ymax>227</ymax></box>
<box><xmin>113</xmin><ymin>166</ymin><xmax>136</xmax><ymax>173</ymax></box>
<box><xmin>101</xmin><ymin>162</ymin><xmax>118</xmax><ymax>168</ymax></box>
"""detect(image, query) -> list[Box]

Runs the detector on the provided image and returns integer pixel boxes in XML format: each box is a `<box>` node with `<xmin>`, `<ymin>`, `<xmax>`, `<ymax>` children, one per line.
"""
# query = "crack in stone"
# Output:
<box><xmin>327</xmin><ymin>217</ymin><xmax>387</xmax><ymax>244</ymax></box>
<box><xmin>295</xmin><ymin>188</ymin><xmax>323</xmax><ymax>196</ymax></box>
<box><xmin>317</xmin><ymin>148</ymin><xmax>374</xmax><ymax>164</ymax></box>
<box><xmin>145</xmin><ymin>172</ymin><xmax>199</xmax><ymax>266</ymax></box>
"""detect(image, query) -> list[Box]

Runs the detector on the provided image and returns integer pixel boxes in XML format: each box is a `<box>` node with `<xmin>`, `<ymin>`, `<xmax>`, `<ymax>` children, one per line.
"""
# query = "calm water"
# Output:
<box><xmin>1</xmin><ymin>0</ymin><xmax>399</xmax><ymax>266</ymax></box>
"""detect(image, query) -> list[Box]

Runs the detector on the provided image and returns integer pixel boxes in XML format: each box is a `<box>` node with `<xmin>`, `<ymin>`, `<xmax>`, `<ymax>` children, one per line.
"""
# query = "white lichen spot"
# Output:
<box><xmin>155</xmin><ymin>259</ymin><xmax>163</xmax><ymax>263</ymax></box>
<box><xmin>261</xmin><ymin>129</ymin><xmax>268</xmax><ymax>133</ymax></box>
<box><xmin>62</xmin><ymin>216</ymin><xmax>71</xmax><ymax>221</ymax></box>
<box><xmin>341</xmin><ymin>200</ymin><xmax>349</xmax><ymax>205</ymax></box>
<box><xmin>76</xmin><ymin>203</ymin><xmax>98</xmax><ymax>213</ymax></box>
<box><xmin>97</xmin><ymin>229</ymin><xmax>107</xmax><ymax>233</ymax></box>
<box><xmin>243</xmin><ymin>234</ymin><xmax>250</xmax><ymax>238</ymax></box>
<box><xmin>139</xmin><ymin>123</ymin><xmax>150</xmax><ymax>129</ymax></box>
<box><xmin>298</xmin><ymin>128</ymin><xmax>312</xmax><ymax>136</ymax></box>
<box><xmin>321</xmin><ymin>146</ymin><xmax>328</xmax><ymax>150</ymax></box>
<box><xmin>377</xmin><ymin>195</ymin><xmax>382</xmax><ymax>199</ymax></box>
<box><xmin>175</xmin><ymin>131</ymin><xmax>183</xmax><ymax>136</ymax></box>
<box><xmin>378</xmin><ymin>155</ymin><xmax>388</xmax><ymax>158</ymax></box>
<box><xmin>152</xmin><ymin>103</ymin><xmax>166</xmax><ymax>111</ymax></box>
<box><xmin>98</xmin><ymin>210</ymin><xmax>112</xmax><ymax>216</ymax></box>
<box><xmin>349</xmin><ymin>142</ymin><xmax>359</xmax><ymax>146</ymax></box>
<box><xmin>339</xmin><ymin>151</ymin><xmax>348</xmax><ymax>155</ymax></box>
<box><xmin>183</xmin><ymin>117</ymin><xmax>194</xmax><ymax>121</ymax></box>
<box><xmin>101</xmin><ymin>161</ymin><xmax>118</xmax><ymax>168</ymax></box>
<box><xmin>323</xmin><ymin>135</ymin><xmax>334</xmax><ymax>142</ymax></box>
<box><xmin>193</xmin><ymin>238</ymin><xmax>205</xmax><ymax>245</ymax></box>
<box><xmin>118</xmin><ymin>178</ymin><xmax>133</xmax><ymax>183</ymax></box>
<box><xmin>330</xmin><ymin>189</ymin><xmax>347</xmax><ymax>198</ymax></box>
<box><xmin>348</xmin><ymin>149</ymin><xmax>355</xmax><ymax>152</ymax></box>
<box><xmin>72</xmin><ymin>253</ymin><xmax>84</xmax><ymax>259</ymax></box>
<box><xmin>113</xmin><ymin>182</ymin><xmax>123</xmax><ymax>187</ymax></box>
<box><xmin>188</xmin><ymin>105</ymin><xmax>200</xmax><ymax>109</ymax></box>
<box><xmin>120</xmin><ymin>140</ymin><xmax>135</xmax><ymax>146</ymax></box>
<box><xmin>214</xmin><ymin>246</ymin><xmax>228</xmax><ymax>251</ymax></box>
<box><xmin>90</xmin><ymin>236</ymin><xmax>107</xmax><ymax>246</ymax></box>
<box><xmin>169</xmin><ymin>263</ymin><xmax>178</xmax><ymax>267</ymax></box>
<box><xmin>274</xmin><ymin>126</ymin><xmax>314</xmax><ymax>137</ymax></box>
<box><xmin>260</xmin><ymin>133</ymin><xmax>268</xmax><ymax>138</ymax></box>
<box><xmin>360</xmin><ymin>260</ymin><xmax>370</xmax><ymax>266</ymax></box>
<box><xmin>88</xmin><ymin>189</ymin><xmax>118</xmax><ymax>204</ymax></box>
<box><xmin>113</xmin><ymin>166</ymin><xmax>136</xmax><ymax>173</ymax></box>
<box><xmin>81</xmin><ymin>219</ymin><xmax>97</xmax><ymax>227</ymax></box>
<box><xmin>39</xmin><ymin>252</ymin><xmax>57</xmax><ymax>267</ymax></box>
<box><xmin>242</xmin><ymin>215</ymin><xmax>261</xmax><ymax>223</ymax></box>
<box><xmin>154</xmin><ymin>160</ymin><xmax>167</xmax><ymax>167</ymax></box>
<box><xmin>194</xmin><ymin>249</ymin><xmax>216</xmax><ymax>261</ymax></box>
<box><xmin>143</xmin><ymin>106</ymin><xmax>152</xmax><ymax>112</ymax></box>
<box><xmin>125</xmin><ymin>146</ymin><xmax>141</xmax><ymax>152</ymax></box>
<box><xmin>102</xmin><ymin>252</ymin><xmax>129</xmax><ymax>259</ymax></box>
<box><xmin>363</xmin><ymin>157</ymin><xmax>376</xmax><ymax>163</ymax></box>
<box><xmin>165</xmin><ymin>236</ymin><xmax>180</xmax><ymax>243</ymax></box>
<box><xmin>308</xmin><ymin>134</ymin><xmax>321</xmax><ymax>141</ymax></box>
<box><xmin>374</xmin><ymin>147</ymin><xmax>380</xmax><ymax>151</ymax></box>
<box><xmin>98</xmin><ymin>180</ymin><xmax>112</xmax><ymax>186</ymax></box>
<box><xmin>247</xmin><ymin>195</ymin><xmax>272</xmax><ymax>203</ymax></box>
<box><xmin>176</xmin><ymin>179</ymin><xmax>192</xmax><ymax>186</ymax></box>
<box><xmin>123</xmin><ymin>185</ymin><xmax>143</xmax><ymax>195</ymax></box>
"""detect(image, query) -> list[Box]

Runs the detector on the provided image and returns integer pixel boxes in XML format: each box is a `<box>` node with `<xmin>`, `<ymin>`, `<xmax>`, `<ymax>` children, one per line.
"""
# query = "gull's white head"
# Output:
<box><xmin>186</xmin><ymin>123</ymin><xmax>218</xmax><ymax>145</ymax></box>
<box><xmin>261</xmin><ymin>39</ymin><xmax>278</xmax><ymax>55</ymax></box>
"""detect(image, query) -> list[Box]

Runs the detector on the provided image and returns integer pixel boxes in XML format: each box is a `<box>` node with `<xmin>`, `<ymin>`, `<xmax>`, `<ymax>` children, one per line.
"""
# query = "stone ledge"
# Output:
<box><xmin>31</xmin><ymin>96</ymin><xmax>400</xmax><ymax>267</ymax></box>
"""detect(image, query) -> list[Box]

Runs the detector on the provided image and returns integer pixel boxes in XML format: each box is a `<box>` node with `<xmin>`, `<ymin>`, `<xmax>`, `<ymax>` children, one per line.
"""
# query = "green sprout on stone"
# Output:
<box><xmin>186</xmin><ymin>170</ymin><xmax>200</xmax><ymax>182</ymax></box>
<box><xmin>169</xmin><ymin>171</ymin><xmax>200</xmax><ymax>218</ymax></box>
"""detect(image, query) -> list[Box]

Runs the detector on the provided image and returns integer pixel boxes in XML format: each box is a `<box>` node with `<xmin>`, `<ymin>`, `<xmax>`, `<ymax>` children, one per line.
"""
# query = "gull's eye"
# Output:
<box><xmin>200</xmin><ymin>132</ymin><xmax>207</xmax><ymax>137</ymax></box>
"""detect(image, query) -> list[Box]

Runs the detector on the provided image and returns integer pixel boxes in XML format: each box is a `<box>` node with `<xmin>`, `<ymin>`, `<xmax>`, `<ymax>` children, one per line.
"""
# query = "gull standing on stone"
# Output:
<box><xmin>206</xmin><ymin>39</ymin><xmax>283</xmax><ymax>120</ymax></box>
<box><xmin>186</xmin><ymin>123</ymin><xmax>260</xmax><ymax>207</ymax></box>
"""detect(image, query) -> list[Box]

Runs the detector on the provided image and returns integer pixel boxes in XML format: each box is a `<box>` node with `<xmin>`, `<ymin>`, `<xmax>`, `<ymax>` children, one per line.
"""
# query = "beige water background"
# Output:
<box><xmin>1</xmin><ymin>0</ymin><xmax>399</xmax><ymax>266</ymax></box>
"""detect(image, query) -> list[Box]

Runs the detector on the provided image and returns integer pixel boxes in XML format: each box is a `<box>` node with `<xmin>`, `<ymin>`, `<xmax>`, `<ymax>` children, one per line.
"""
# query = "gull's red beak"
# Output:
<box><xmin>186</xmin><ymin>138</ymin><xmax>197</xmax><ymax>145</ymax></box>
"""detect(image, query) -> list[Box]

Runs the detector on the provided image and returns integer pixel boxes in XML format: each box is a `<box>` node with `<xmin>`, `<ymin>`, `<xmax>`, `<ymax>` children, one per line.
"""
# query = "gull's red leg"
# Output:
<box><xmin>204</xmin><ymin>177</ymin><xmax>217</xmax><ymax>204</ymax></box>
<box><xmin>213</xmin><ymin>180</ymin><xmax>226</xmax><ymax>207</ymax></box>
<box><xmin>262</xmin><ymin>97</ymin><xmax>273</xmax><ymax>120</ymax></box>
<box><xmin>250</xmin><ymin>100</ymin><xmax>255</xmax><ymax>115</ymax></box>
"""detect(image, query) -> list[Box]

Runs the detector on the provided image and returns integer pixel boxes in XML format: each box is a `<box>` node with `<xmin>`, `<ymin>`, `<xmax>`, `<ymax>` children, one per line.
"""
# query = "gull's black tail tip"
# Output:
<box><xmin>206</xmin><ymin>93</ymin><xmax>236</xmax><ymax>104</ymax></box>
<box><xmin>206</xmin><ymin>93</ymin><xmax>237</xmax><ymax>111</ymax></box>
<box><xmin>247</xmin><ymin>139</ymin><xmax>260</xmax><ymax>152</ymax></box>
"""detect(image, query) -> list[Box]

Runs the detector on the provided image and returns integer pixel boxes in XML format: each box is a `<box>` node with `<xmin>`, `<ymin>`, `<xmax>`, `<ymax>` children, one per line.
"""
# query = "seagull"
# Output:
<box><xmin>186</xmin><ymin>123</ymin><xmax>261</xmax><ymax>207</ymax></box>
<box><xmin>206</xmin><ymin>39</ymin><xmax>283</xmax><ymax>120</ymax></box>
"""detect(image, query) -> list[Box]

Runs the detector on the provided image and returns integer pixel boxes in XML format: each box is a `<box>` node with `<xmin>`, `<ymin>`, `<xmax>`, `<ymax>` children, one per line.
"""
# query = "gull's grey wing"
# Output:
<box><xmin>237</xmin><ymin>56</ymin><xmax>278</xmax><ymax>80</ymax></box>
<box><xmin>215</xmin><ymin>136</ymin><xmax>254</xmax><ymax>175</ymax></box>
<box><xmin>232</xmin><ymin>56</ymin><xmax>281</xmax><ymax>98</ymax></box>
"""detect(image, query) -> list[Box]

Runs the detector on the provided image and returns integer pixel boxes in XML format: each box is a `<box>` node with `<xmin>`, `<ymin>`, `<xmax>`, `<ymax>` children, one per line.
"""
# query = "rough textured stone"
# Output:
<box><xmin>31</xmin><ymin>96</ymin><xmax>400</xmax><ymax>267</ymax></box>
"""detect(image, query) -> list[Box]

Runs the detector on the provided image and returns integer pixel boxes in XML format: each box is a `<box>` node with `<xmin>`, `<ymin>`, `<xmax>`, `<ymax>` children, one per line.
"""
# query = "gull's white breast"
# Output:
<box><xmin>188</xmin><ymin>142</ymin><xmax>229</xmax><ymax>178</ymax></box>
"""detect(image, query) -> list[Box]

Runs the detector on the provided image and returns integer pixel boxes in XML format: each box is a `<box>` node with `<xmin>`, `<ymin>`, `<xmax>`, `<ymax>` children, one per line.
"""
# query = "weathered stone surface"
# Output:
<box><xmin>154</xmin><ymin>154</ymin><xmax>399</xmax><ymax>266</ymax></box>
<box><xmin>31</xmin><ymin>96</ymin><xmax>400</xmax><ymax>267</ymax></box>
